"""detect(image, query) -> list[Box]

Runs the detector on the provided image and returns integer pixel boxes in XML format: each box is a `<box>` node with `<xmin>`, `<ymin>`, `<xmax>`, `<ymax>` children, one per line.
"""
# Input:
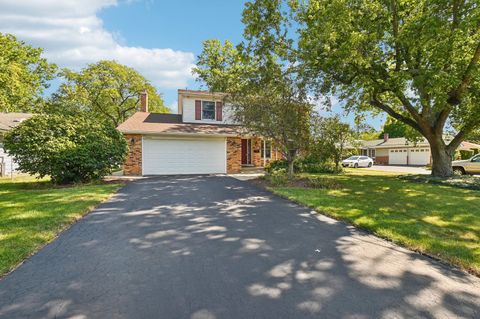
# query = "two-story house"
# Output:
<box><xmin>117</xmin><ymin>89</ymin><xmax>281</xmax><ymax>175</ymax></box>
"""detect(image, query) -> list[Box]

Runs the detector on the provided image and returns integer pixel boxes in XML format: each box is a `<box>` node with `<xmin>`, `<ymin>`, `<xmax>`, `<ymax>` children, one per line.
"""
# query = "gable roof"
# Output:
<box><xmin>117</xmin><ymin>112</ymin><xmax>242</xmax><ymax>136</ymax></box>
<box><xmin>0</xmin><ymin>113</ymin><xmax>34</xmax><ymax>132</ymax></box>
<box><xmin>358</xmin><ymin>137</ymin><xmax>430</xmax><ymax>149</ymax></box>
<box><xmin>357</xmin><ymin>137</ymin><xmax>480</xmax><ymax>150</ymax></box>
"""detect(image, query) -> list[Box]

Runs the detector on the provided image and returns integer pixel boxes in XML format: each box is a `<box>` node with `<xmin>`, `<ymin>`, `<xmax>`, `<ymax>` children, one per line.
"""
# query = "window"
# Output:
<box><xmin>202</xmin><ymin>101</ymin><xmax>215</xmax><ymax>120</ymax></box>
<box><xmin>472</xmin><ymin>155</ymin><xmax>480</xmax><ymax>162</ymax></box>
<box><xmin>261</xmin><ymin>140</ymin><xmax>272</xmax><ymax>158</ymax></box>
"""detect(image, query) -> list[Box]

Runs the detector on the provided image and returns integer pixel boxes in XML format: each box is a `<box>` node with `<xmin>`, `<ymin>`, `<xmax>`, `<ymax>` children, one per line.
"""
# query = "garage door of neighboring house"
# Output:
<box><xmin>409</xmin><ymin>148</ymin><xmax>431</xmax><ymax>166</ymax></box>
<box><xmin>389</xmin><ymin>149</ymin><xmax>408</xmax><ymax>165</ymax></box>
<box><xmin>143</xmin><ymin>137</ymin><xmax>227</xmax><ymax>175</ymax></box>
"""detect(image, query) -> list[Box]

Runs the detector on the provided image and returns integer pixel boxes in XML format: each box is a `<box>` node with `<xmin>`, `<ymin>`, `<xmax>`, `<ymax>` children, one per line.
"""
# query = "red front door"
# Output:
<box><xmin>241</xmin><ymin>139</ymin><xmax>252</xmax><ymax>165</ymax></box>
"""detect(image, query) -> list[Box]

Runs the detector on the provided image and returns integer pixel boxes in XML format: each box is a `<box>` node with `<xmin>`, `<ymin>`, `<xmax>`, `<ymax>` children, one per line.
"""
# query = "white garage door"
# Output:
<box><xmin>409</xmin><ymin>148</ymin><xmax>431</xmax><ymax>166</ymax></box>
<box><xmin>389</xmin><ymin>149</ymin><xmax>408</xmax><ymax>165</ymax></box>
<box><xmin>143</xmin><ymin>137</ymin><xmax>226</xmax><ymax>175</ymax></box>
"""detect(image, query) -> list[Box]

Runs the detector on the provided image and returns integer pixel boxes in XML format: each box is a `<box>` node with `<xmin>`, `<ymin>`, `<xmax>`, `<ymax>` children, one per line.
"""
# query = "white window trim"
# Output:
<box><xmin>201</xmin><ymin>100</ymin><xmax>217</xmax><ymax>122</ymax></box>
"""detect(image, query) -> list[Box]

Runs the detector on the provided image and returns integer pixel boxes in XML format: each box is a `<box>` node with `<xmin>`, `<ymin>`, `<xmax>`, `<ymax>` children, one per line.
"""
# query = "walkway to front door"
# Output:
<box><xmin>241</xmin><ymin>138</ymin><xmax>252</xmax><ymax>165</ymax></box>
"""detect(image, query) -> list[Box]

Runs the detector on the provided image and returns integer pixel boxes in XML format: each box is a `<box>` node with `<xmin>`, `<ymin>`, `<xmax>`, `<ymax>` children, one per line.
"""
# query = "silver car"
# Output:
<box><xmin>452</xmin><ymin>154</ymin><xmax>480</xmax><ymax>175</ymax></box>
<box><xmin>342</xmin><ymin>156</ymin><xmax>374</xmax><ymax>168</ymax></box>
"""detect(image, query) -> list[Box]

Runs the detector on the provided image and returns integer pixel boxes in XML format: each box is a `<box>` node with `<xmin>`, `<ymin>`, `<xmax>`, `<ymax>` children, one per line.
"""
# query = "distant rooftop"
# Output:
<box><xmin>0</xmin><ymin>113</ymin><xmax>34</xmax><ymax>132</ymax></box>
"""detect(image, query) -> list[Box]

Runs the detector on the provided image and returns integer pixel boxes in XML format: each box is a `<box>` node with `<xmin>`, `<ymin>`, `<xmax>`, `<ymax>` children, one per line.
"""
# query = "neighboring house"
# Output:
<box><xmin>357</xmin><ymin>134</ymin><xmax>480</xmax><ymax>166</ymax></box>
<box><xmin>0</xmin><ymin>113</ymin><xmax>34</xmax><ymax>176</ymax></box>
<box><xmin>117</xmin><ymin>90</ymin><xmax>281</xmax><ymax>175</ymax></box>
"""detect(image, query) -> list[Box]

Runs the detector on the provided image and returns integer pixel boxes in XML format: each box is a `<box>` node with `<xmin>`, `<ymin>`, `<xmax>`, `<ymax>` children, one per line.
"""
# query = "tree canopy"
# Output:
<box><xmin>3</xmin><ymin>114</ymin><xmax>127</xmax><ymax>184</ymax></box>
<box><xmin>0</xmin><ymin>33</ymin><xmax>57</xmax><ymax>112</ymax></box>
<box><xmin>230</xmin><ymin>0</ymin><xmax>480</xmax><ymax>176</ymax></box>
<box><xmin>48</xmin><ymin>60</ymin><xmax>168</xmax><ymax>126</ymax></box>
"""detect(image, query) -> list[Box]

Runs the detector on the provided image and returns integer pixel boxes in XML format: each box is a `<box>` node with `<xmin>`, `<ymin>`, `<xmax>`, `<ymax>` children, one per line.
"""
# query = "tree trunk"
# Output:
<box><xmin>429</xmin><ymin>139</ymin><xmax>454</xmax><ymax>177</ymax></box>
<box><xmin>286</xmin><ymin>149</ymin><xmax>296</xmax><ymax>179</ymax></box>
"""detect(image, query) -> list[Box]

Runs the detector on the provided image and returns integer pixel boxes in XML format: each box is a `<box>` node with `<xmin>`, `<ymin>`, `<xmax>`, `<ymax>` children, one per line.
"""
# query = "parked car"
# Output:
<box><xmin>452</xmin><ymin>154</ymin><xmax>480</xmax><ymax>175</ymax></box>
<box><xmin>342</xmin><ymin>156</ymin><xmax>374</xmax><ymax>168</ymax></box>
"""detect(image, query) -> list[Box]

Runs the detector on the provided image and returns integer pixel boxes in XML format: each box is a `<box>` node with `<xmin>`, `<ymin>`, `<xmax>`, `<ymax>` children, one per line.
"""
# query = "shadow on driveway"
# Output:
<box><xmin>0</xmin><ymin>176</ymin><xmax>479</xmax><ymax>318</ymax></box>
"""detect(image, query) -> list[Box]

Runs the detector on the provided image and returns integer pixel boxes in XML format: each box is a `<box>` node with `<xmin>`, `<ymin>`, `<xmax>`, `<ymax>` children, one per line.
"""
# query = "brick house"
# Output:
<box><xmin>117</xmin><ymin>89</ymin><xmax>281</xmax><ymax>175</ymax></box>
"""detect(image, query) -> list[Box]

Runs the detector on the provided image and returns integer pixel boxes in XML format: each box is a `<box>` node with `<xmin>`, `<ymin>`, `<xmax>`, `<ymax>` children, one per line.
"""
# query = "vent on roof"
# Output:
<box><xmin>13</xmin><ymin>118</ymin><xmax>26</xmax><ymax>123</ymax></box>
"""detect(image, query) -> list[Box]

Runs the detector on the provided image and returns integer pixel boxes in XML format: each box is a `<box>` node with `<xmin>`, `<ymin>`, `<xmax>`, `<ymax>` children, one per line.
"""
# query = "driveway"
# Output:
<box><xmin>0</xmin><ymin>176</ymin><xmax>479</xmax><ymax>318</ymax></box>
<box><xmin>365</xmin><ymin>165</ymin><xmax>431</xmax><ymax>174</ymax></box>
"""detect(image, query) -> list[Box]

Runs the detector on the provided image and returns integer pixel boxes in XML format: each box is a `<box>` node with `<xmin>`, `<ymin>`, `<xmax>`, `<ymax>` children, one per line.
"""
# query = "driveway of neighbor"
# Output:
<box><xmin>365</xmin><ymin>165</ymin><xmax>431</xmax><ymax>174</ymax></box>
<box><xmin>0</xmin><ymin>176</ymin><xmax>479</xmax><ymax>319</ymax></box>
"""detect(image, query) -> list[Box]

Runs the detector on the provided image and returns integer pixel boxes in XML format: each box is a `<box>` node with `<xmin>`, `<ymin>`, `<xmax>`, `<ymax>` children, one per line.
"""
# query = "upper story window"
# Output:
<box><xmin>202</xmin><ymin>101</ymin><xmax>216</xmax><ymax>120</ymax></box>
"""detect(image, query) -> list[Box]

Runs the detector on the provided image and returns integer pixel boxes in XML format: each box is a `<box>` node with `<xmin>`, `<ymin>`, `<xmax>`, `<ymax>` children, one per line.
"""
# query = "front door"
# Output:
<box><xmin>241</xmin><ymin>139</ymin><xmax>252</xmax><ymax>165</ymax></box>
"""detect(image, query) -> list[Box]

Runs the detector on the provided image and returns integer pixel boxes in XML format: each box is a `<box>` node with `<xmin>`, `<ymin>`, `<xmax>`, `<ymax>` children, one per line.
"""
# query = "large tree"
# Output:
<box><xmin>48</xmin><ymin>60</ymin><xmax>168</xmax><ymax>126</ymax></box>
<box><xmin>0</xmin><ymin>33</ymin><xmax>57</xmax><ymax>112</ymax></box>
<box><xmin>194</xmin><ymin>38</ymin><xmax>312</xmax><ymax>177</ymax></box>
<box><xmin>239</xmin><ymin>0</ymin><xmax>480</xmax><ymax>176</ymax></box>
<box><xmin>295</xmin><ymin>0</ymin><xmax>480</xmax><ymax>176</ymax></box>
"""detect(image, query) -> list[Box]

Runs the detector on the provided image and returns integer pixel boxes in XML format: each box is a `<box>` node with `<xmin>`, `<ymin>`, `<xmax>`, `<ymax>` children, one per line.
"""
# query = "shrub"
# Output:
<box><xmin>265</xmin><ymin>168</ymin><xmax>289</xmax><ymax>186</ymax></box>
<box><xmin>266</xmin><ymin>157</ymin><xmax>343</xmax><ymax>175</ymax></box>
<box><xmin>303</xmin><ymin>177</ymin><xmax>342</xmax><ymax>189</ymax></box>
<box><xmin>459</xmin><ymin>150</ymin><xmax>474</xmax><ymax>160</ymax></box>
<box><xmin>3</xmin><ymin>115</ymin><xmax>127</xmax><ymax>184</ymax></box>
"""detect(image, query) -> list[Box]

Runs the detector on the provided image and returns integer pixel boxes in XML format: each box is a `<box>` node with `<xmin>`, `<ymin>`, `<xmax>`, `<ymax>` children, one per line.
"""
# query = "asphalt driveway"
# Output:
<box><xmin>0</xmin><ymin>176</ymin><xmax>479</xmax><ymax>318</ymax></box>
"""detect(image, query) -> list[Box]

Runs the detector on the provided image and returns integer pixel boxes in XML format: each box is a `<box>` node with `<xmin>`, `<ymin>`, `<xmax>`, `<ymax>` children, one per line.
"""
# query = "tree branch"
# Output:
<box><xmin>448</xmin><ymin>39</ymin><xmax>480</xmax><ymax>105</ymax></box>
<box><xmin>369</xmin><ymin>96</ymin><xmax>423</xmax><ymax>133</ymax></box>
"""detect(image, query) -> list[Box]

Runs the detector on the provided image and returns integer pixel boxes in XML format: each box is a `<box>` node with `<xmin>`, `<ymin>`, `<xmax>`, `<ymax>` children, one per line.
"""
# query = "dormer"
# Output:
<box><xmin>178</xmin><ymin>89</ymin><xmax>235</xmax><ymax>124</ymax></box>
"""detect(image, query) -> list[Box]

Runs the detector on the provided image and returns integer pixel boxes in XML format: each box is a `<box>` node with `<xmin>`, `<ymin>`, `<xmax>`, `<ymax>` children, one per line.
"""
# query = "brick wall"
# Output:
<box><xmin>375</xmin><ymin>156</ymin><xmax>389</xmax><ymax>165</ymax></box>
<box><xmin>227</xmin><ymin>137</ymin><xmax>242</xmax><ymax>173</ymax></box>
<box><xmin>252</xmin><ymin>137</ymin><xmax>263</xmax><ymax>167</ymax></box>
<box><xmin>124</xmin><ymin>134</ymin><xmax>142</xmax><ymax>175</ymax></box>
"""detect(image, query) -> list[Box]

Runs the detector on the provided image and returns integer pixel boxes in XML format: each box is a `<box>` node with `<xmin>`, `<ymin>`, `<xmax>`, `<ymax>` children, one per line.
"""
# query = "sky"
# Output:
<box><xmin>0</xmin><ymin>0</ymin><xmax>384</xmax><ymax>129</ymax></box>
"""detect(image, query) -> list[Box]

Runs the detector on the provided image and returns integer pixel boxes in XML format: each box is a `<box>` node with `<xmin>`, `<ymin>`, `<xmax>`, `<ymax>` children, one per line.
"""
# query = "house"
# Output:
<box><xmin>117</xmin><ymin>90</ymin><xmax>281</xmax><ymax>175</ymax></box>
<box><xmin>0</xmin><ymin>112</ymin><xmax>34</xmax><ymax>176</ymax></box>
<box><xmin>358</xmin><ymin>134</ymin><xmax>480</xmax><ymax>166</ymax></box>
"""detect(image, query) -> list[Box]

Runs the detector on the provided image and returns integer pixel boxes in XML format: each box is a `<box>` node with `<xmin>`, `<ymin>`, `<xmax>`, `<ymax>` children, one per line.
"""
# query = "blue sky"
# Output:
<box><xmin>0</xmin><ymin>0</ymin><xmax>384</xmax><ymax>129</ymax></box>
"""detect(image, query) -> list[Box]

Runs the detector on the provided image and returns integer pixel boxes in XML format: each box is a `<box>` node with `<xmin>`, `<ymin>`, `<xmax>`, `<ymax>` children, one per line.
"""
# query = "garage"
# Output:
<box><xmin>142</xmin><ymin>137</ymin><xmax>226</xmax><ymax>175</ymax></box>
<box><xmin>389</xmin><ymin>149</ymin><xmax>408</xmax><ymax>165</ymax></box>
<box><xmin>409</xmin><ymin>148</ymin><xmax>431</xmax><ymax>166</ymax></box>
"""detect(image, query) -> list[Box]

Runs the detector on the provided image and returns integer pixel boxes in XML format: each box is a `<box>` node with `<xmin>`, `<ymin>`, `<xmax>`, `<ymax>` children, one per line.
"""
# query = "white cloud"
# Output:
<box><xmin>0</xmin><ymin>0</ymin><xmax>195</xmax><ymax>89</ymax></box>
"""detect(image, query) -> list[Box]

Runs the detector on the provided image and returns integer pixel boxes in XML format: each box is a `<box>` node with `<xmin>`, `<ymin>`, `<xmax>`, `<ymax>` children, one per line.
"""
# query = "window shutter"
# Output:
<box><xmin>195</xmin><ymin>100</ymin><xmax>201</xmax><ymax>120</ymax></box>
<box><xmin>216</xmin><ymin>101</ymin><xmax>223</xmax><ymax>121</ymax></box>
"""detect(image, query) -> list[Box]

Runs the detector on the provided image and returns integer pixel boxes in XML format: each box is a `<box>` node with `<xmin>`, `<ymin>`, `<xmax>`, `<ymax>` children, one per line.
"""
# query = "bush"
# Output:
<box><xmin>266</xmin><ymin>157</ymin><xmax>343</xmax><ymax>175</ymax></box>
<box><xmin>3</xmin><ymin>115</ymin><xmax>127</xmax><ymax>184</ymax></box>
<box><xmin>459</xmin><ymin>150</ymin><xmax>474</xmax><ymax>160</ymax></box>
<box><xmin>265</xmin><ymin>168</ymin><xmax>289</xmax><ymax>186</ymax></box>
<box><xmin>303</xmin><ymin>176</ymin><xmax>342</xmax><ymax>189</ymax></box>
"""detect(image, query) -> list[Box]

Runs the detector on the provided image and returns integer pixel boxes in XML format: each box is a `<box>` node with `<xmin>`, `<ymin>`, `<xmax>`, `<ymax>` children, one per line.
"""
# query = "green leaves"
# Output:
<box><xmin>48</xmin><ymin>60</ymin><xmax>168</xmax><ymax>126</ymax></box>
<box><xmin>0</xmin><ymin>33</ymin><xmax>57</xmax><ymax>112</ymax></box>
<box><xmin>3</xmin><ymin>114</ymin><xmax>127</xmax><ymax>184</ymax></box>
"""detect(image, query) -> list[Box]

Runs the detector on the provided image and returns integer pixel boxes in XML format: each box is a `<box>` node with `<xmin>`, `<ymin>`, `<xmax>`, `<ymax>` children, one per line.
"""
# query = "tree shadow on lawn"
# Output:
<box><xmin>276</xmin><ymin>174</ymin><xmax>480</xmax><ymax>274</ymax></box>
<box><xmin>0</xmin><ymin>176</ymin><xmax>478</xmax><ymax>319</ymax></box>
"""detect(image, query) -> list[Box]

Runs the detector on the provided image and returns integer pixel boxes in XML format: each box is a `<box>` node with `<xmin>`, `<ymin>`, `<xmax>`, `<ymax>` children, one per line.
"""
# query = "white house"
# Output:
<box><xmin>0</xmin><ymin>113</ymin><xmax>33</xmax><ymax>176</ymax></box>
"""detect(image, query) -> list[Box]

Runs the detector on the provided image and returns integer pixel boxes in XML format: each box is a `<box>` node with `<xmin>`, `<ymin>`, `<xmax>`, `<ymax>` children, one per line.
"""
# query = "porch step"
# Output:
<box><xmin>240</xmin><ymin>166</ymin><xmax>265</xmax><ymax>174</ymax></box>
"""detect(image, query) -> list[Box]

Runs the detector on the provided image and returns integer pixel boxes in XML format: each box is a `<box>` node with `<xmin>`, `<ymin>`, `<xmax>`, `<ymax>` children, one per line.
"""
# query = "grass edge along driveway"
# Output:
<box><xmin>271</xmin><ymin>170</ymin><xmax>480</xmax><ymax>275</ymax></box>
<box><xmin>0</xmin><ymin>177</ymin><xmax>123</xmax><ymax>276</ymax></box>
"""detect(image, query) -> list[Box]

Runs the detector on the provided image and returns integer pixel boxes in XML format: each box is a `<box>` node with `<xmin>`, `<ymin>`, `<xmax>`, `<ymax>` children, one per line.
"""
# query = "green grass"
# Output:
<box><xmin>272</xmin><ymin>170</ymin><xmax>480</xmax><ymax>275</ymax></box>
<box><xmin>0</xmin><ymin>176</ymin><xmax>122</xmax><ymax>276</ymax></box>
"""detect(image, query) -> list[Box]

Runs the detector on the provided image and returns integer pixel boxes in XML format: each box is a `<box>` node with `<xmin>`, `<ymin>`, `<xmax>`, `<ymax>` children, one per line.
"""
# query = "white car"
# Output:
<box><xmin>342</xmin><ymin>156</ymin><xmax>374</xmax><ymax>168</ymax></box>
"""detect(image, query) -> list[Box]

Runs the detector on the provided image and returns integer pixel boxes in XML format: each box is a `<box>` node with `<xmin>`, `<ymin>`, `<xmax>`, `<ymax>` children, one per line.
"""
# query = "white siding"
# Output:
<box><xmin>142</xmin><ymin>137</ymin><xmax>227</xmax><ymax>175</ymax></box>
<box><xmin>0</xmin><ymin>146</ymin><xmax>19</xmax><ymax>176</ymax></box>
<box><xmin>181</xmin><ymin>97</ymin><xmax>237</xmax><ymax>124</ymax></box>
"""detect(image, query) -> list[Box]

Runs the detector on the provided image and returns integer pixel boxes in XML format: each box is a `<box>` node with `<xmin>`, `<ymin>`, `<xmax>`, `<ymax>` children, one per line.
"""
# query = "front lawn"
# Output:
<box><xmin>270</xmin><ymin>170</ymin><xmax>480</xmax><ymax>275</ymax></box>
<box><xmin>0</xmin><ymin>177</ymin><xmax>122</xmax><ymax>276</ymax></box>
